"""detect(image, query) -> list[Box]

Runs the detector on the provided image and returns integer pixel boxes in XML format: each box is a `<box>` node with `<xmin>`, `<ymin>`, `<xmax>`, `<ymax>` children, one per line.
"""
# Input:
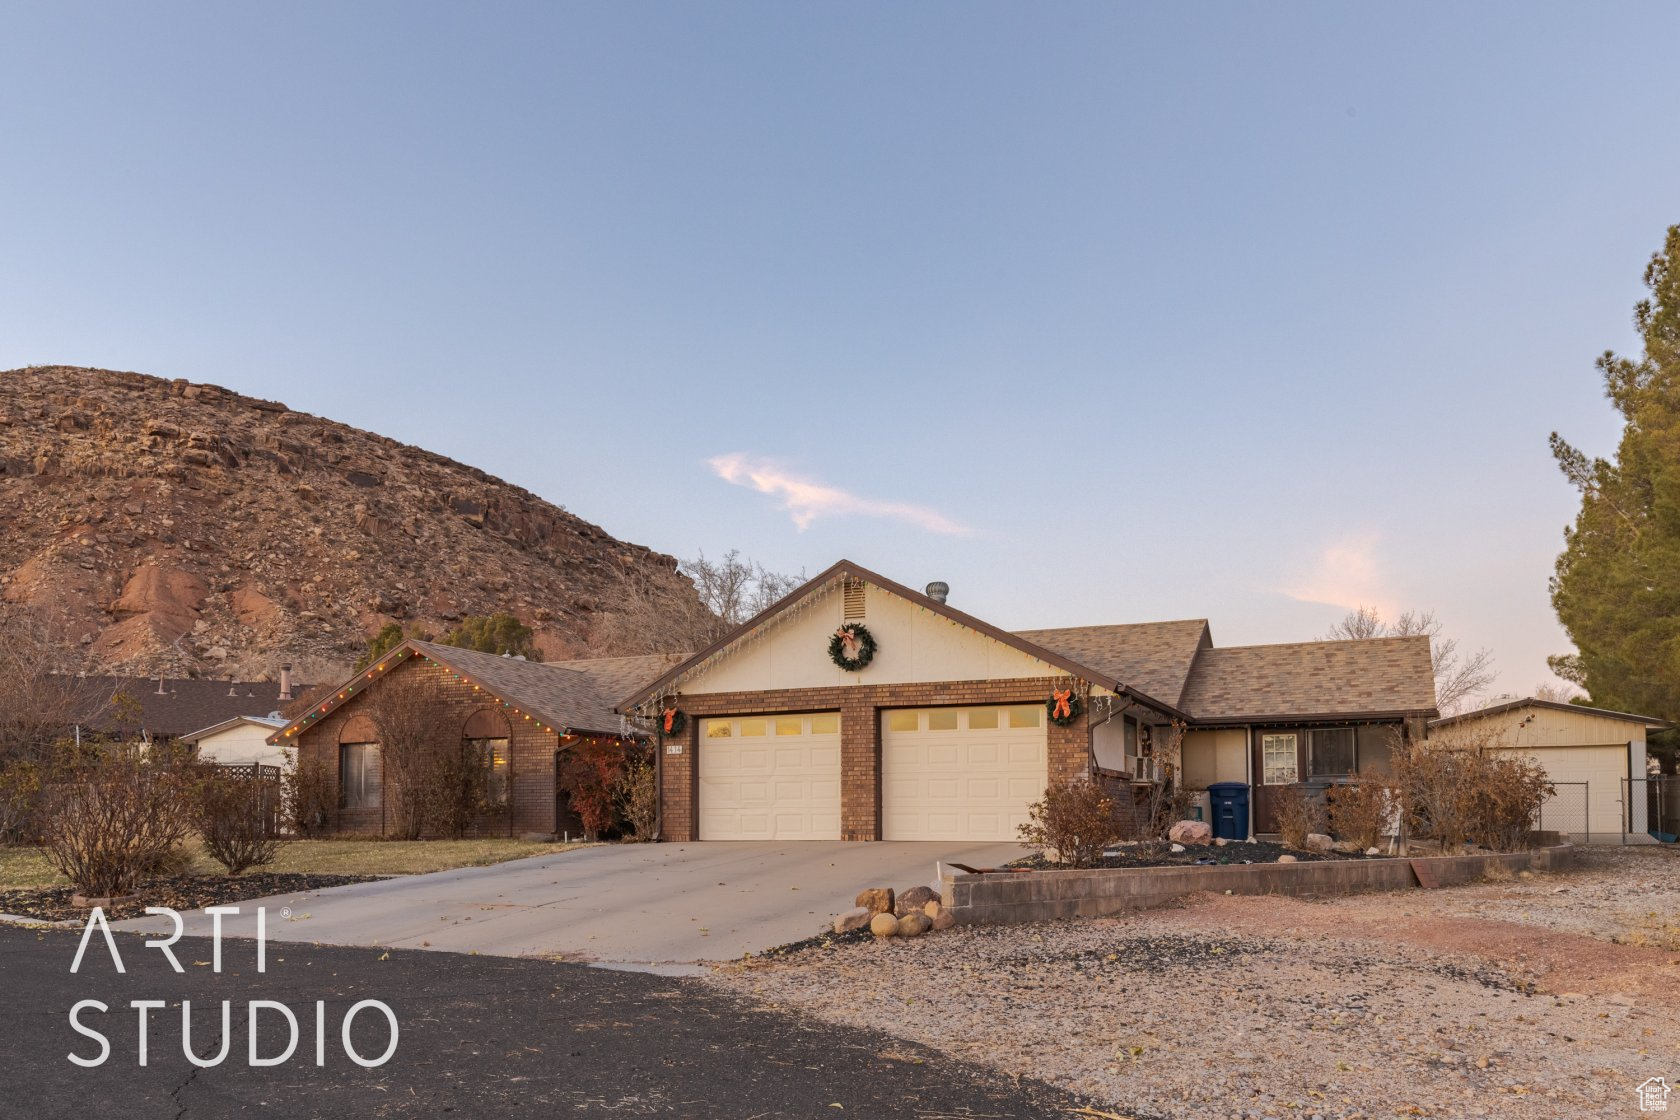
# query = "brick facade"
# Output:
<box><xmin>294</xmin><ymin>657</ymin><xmax>573</xmax><ymax>837</ymax></box>
<box><xmin>658</xmin><ymin>676</ymin><xmax>1093</xmax><ymax>842</ymax></box>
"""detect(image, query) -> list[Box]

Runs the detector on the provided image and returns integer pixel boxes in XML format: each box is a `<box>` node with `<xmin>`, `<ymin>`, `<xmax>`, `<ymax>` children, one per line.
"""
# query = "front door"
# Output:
<box><xmin>1251</xmin><ymin>731</ymin><xmax>1302</xmax><ymax>834</ymax></box>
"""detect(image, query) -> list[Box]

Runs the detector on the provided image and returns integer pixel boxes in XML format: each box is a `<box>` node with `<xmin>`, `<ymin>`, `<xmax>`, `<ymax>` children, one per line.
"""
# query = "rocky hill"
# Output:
<box><xmin>0</xmin><ymin>365</ymin><xmax>697</xmax><ymax>678</ymax></box>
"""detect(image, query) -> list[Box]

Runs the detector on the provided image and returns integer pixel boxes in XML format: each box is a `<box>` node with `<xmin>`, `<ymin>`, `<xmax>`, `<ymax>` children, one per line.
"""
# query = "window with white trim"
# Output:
<box><xmin>1261</xmin><ymin>734</ymin><xmax>1298</xmax><ymax>785</ymax></box>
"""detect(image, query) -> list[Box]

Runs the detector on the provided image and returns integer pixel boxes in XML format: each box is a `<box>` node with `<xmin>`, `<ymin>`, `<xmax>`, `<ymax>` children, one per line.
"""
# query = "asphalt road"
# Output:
<box><xmin>111</xmin><ymin>840</ymin><xmax>1031</xmax><ymax>963</ymax></box>
<box><xmin>1</xmin><ymin>924</ymin><xmax>1101</xmax><ymax>1119</ymax></box>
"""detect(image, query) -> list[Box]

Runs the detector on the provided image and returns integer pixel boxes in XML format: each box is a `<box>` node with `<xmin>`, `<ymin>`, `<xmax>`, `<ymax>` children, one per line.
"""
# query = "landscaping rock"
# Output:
<box><xmin>869</xmin><ymin>912</ymin><xmax>899</xmax><ymax>938</ymax></box>
<box><xmin>1276</xmin><ymin>854</ymin><xmax>1298</xmax><ymax>863</ymax></box>
<box><xmin>1365</xmin><ymin>846</ymin><xmax>1382</xmax><ymax>857</ymax></box>
<box><xmin>1169</xmin><ymin>843</ymin><xmax>1186</xmax><ymax>853</ymax></box>
<box><xmin>856</xmin><ymin>887</ymin><xmax>895</xmax><ymax>915</ymax></box>
<box><xmin>895</xmin><ymin>912</ymin><xmax>931</xmax><ymax>938</ymax></box>
<box><xmin>931</xmin><ymin>907</ymin><xmax>956</xmax><ymax>931</ymax></box>
<box><xmin>833</xmin><ymin>907</ymin><xmax>873</xmax><ymax>934</ymax></box>
<box><xmin>895</xmin><ymin>885</ymin><xmax>939</xmax><ymax>915</ymax></box>
<box><xmin>1214</xmin><ymin>837</ymin><xmax>1229</xmax><ymax>847</ymax></box>
<box><xmin>923</xmin><ymin>900</ymin><xmax>941</xmax><ymax>919</ymax></box>
<box><xmin>1168</xmin><ymin>819</ymin><xmax>1213</xmax><ymax>845</ymax></box>
<box><xmin>1304</xmin><ymin>833</ymin><xmax>1335</xmax><ymax>854</ymax></box>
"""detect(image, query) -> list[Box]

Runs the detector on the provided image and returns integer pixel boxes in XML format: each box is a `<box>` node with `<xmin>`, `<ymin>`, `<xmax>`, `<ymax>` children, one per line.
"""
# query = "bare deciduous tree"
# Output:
<box><xmin>363</xmin><ymin>671</ymin><xmax>449</xmax><ymax>840</ymax></box>
<box><xmin>0</xmin><ymin>605</ymin><xmax>112</xmax><ymax>765</ymax></box>
<box><xmin>1323</xmin><ymin>606</ymin><xmax>1496</xmax><ymax>715</ymax></box>
<box><xmin>589</xmin><ymin>550</ymin><xmax>803</xmax><ymax>656</ymax></box>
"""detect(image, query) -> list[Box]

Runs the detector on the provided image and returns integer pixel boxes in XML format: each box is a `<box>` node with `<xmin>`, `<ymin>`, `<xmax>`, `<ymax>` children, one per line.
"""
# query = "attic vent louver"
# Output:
<box><xmin>843</xmin><ymin>579</ymin><xmax>867</xmax><ymax>620</ymax></box>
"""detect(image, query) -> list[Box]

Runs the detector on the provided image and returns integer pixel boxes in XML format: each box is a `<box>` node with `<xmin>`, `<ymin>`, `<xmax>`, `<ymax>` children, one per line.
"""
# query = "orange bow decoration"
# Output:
<box><xmin>1051</xmin><ymin>689</ymin><xmax>1073</xmax><ymax>719</ymax></box>
<box><xmin>663</xmin><ymin>708</ymin><xmax>678</xmax><ymax>733</ymax></box>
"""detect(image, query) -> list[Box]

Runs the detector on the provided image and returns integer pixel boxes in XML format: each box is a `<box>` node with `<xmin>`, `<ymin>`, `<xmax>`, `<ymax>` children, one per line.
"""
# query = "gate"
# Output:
<box><xmin>1535</xmin><ymin>780</ymin><xmax>1589</xmax><ymax>845</ymax></box>
<box><xmin>1623</xmin><ymin>776</ymin><xmax>1680</xmax><ymax>843</ymax></box>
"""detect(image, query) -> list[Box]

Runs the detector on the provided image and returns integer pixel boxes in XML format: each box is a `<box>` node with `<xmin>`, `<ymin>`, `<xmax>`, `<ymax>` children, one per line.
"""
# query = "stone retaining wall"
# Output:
<box><xmin>941</xmin><ymin>844</ymin><xmax>1575</xmax><ymax>926</ymax></box>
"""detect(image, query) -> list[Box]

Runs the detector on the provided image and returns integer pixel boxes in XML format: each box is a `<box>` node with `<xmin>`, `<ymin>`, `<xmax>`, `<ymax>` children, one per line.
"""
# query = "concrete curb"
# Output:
<box><xmin>941</xmin><ymin>843</ymin><xmax>1575</xmax><ymax>925</ymax></box>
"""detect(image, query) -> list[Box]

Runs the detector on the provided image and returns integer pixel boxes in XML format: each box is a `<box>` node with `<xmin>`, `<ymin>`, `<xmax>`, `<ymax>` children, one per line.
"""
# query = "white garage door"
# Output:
<box><xmin>1495</xmin><ymin>745</ymin><xmax>1627</xmax><ymax>837</ymax></box>
<box><xmin>882</xmin><ymin>705</ymin><xmax>1047</xmax><ymax>841</ymax></box>
<box><xmin>698</xmin><ymin>713</ymin><xmax>842</xmax><ymax>840</ymax></box>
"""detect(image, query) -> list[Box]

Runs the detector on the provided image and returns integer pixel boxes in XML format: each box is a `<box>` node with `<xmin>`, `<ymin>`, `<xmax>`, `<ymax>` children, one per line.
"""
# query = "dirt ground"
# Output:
<box><xmin>710</xmin><ymin>845</ymin><xmax>1680</xmax><ymax>1120</ymax></box>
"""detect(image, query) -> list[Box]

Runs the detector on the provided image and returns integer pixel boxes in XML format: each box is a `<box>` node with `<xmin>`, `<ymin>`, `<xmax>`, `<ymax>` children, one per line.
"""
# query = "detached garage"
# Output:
<box><xmin>1430</xmin><ymin>697</ymin><xmax>1670</xmax><ymax>843</ymax></box>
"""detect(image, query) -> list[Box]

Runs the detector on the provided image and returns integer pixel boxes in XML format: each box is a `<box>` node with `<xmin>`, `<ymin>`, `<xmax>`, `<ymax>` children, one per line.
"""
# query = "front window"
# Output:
<box><xmin>1309</xmin><ymin>728</ymin><xmax>1356</xmax><ymax>777</ymax></box>
<box><xmin>339</xmin><ymin>743</ymin><xmax>381</xmax><ymax>809</ymax></box>
<box><xmin>468</xmin><ymin>737</ymin><xmax>510</xmax><ymax>806</ymax></box>
<box><xmin>1261</xmin><ymin>734</ymin><xmax>1298</xmax><ymax>785</ymax></box>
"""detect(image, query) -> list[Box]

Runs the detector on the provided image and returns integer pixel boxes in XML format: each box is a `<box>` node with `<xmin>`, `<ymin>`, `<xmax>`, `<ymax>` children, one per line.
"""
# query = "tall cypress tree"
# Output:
<box><xmin>1550</xmin><ymin>225</ymin><xmax>1680</xmax><ymax>725</ymax></box>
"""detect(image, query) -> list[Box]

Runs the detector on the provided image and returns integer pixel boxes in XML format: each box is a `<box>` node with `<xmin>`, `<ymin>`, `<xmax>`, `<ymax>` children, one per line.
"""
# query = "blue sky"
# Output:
<box><xmin>3</xmin><ymin>2</ymin><xmax>1677</xmax><ymax>698</ymax></box>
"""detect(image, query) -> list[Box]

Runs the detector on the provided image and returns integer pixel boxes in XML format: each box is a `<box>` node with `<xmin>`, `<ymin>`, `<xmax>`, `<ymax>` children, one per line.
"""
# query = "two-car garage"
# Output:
<box><xmin>696</xmin><ymin>705</ymin><xmax>1048</xmax><ymax>842</ymax></box>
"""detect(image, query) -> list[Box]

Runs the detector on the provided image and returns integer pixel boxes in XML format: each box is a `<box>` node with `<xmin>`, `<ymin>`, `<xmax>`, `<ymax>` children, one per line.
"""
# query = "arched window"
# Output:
<box><xmin>338</xmin><ymin>715</ymin><xmax>381</xmax><ymax>810</ymax></box>
<box><xmin>463</xmin><ymin>709</ymin><xmax>511</xmax><ymax>808</ymax></box>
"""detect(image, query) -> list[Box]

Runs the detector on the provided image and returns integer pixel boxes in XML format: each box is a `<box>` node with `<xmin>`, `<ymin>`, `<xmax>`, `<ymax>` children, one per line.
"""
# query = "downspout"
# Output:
<box><xmin>1244</xmin><ymin>726</ymin><xmax>1254</xmax><ymax>840</ymax></box>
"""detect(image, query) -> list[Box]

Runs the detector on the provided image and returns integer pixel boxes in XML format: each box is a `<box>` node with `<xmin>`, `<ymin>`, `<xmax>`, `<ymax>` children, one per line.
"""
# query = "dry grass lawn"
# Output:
<box><xmin>0</xmin><ymin>837</ymin><xmax>588</xmax><ymax>888</ymax></box>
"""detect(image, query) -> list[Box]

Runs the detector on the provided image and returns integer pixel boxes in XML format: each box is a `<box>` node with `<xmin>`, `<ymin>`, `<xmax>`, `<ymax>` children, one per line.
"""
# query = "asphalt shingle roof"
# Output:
<box><xmin>406</xmin><ymin>642</ymin><xmax>686</xmax><ymax>735</ymax></box>
<box><xmin>1013</xmin><ymin>620</ymin><xmax>1212</xmax><ymax>708</ymax></box>
<box><xmin>78</xmin><ymin>676</ymin><xmax>310</xmax><ymax>739</ymax></box>
<box><xmin>1178</xmin><ymin>635</ymin><xmax>1437</xmax><ymax>722</ymax></box>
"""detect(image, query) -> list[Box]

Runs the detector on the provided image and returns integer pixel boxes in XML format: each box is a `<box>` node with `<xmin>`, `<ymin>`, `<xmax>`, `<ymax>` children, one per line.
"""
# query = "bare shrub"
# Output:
<box><xmin>1469</xmin><ymin>754</ymin><xmax>1553</xmax><ymax>851</ymax></box>
<box><xmin>36</xmin><ymin>745</ymin><xmax>195</xmax><ymax>898</ymax></box>
<box><xmin>282</xmin><ymin>752</ymin><xmax>334</xmax><ymax>837</ymax></box>
<box><xmin>1327</xmin><ymin>778</ymin><xmax>1391</xmax><ymax>851</ymax></box>
<box><xmin>1018</xmin><ymin>778</ymin><xmax>1121</xmax><ymax>868</ymax></box>
<box><xmin>1273</xmin><ymin>786</ymin><xmax>1326</xmax><ymax>850</ymax></box>
<box><xmin>364</xmin><ymin>673</ymin><xmax>449</xmax><ymax>840</ymax></box>
<box><xmin>432</xmin><ymin>738</ymin><xmax>491</xmax><ymax>840</ymax></box>
<box><xmin>614</xmin><ymin>752</ymin><xmax>659</xmax><ymax>841</ymax></box>
<box><xmin>0</xmin><ymin>761</ymin><xmax>43</xmax><ymax>844</ymax></box>
<box><xmin>1139</xmin><ymin>721</ymin><xmax>1194</xmax><ymax>849</ymax></box>
<box><xmin>191</xmin><ymin>766</ymin><xmax>285</xmax><ymax>875</ymax></box>
<box><xmin>1391</xmin><ymin>741</ymin><xmax>1479</xmax><ymax>853</ymax></box>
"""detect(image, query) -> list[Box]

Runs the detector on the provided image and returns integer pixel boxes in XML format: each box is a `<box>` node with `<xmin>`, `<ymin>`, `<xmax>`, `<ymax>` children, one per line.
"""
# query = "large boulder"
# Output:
<box><xmin>833</xmin><ymin>907</ymin><xmax>873</xmax><ymax>934</ymax></box>
<box><xmin>930</xmin><ymin>907</ymin><xmax>957</xmax><ymax>931</ymax></box>
<box><xmin>1304</xmin><ymin>833</ymin><xmax>1335</xmax><ymax>854</ymax></box>
<box><xmin>869</xmin><ymin>912</ymin><xmax>900</xmax><ymax>938</ymax></box>
<box><xmin>1168</xmin><ymin>819</ymin><xmax>1213</xmax><ymax>846</ymax></box>
<box><xmin>895</xmin><ymin>912</ymin><xmax>931</xmax><ymax>938</ymax></box>
<box><xmin>856</xmin><ymin>887</ymin><xmax>895</xmax><ymax>915</ymax></box>
<box><xmin>895</xmin><ymin>885</ymin><xmax>939</xmax><ymax>915</ymax></box>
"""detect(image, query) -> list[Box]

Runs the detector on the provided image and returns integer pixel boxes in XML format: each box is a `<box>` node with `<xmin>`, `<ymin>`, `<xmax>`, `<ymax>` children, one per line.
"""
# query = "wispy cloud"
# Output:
<box><xmin>707</xmin><ymin>453</ymin><xmax>971</xmax><ymax>536</ymax></box>
<box><xmin>1283</xmin><ymin>534</ymin><xmax>1397</xmax><ymax>617</ymax></box>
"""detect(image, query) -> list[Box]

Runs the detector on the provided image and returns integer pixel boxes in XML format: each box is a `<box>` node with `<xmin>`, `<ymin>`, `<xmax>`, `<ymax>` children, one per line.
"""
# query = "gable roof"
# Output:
<box><xmin>1179</xmin><ymin>635</ymin><xmax>1437</xmax><ymax>723</ymax></box>
<box><xmin>78</xmin><ymin>675</ymin><xmax>309</xmax><ymax>739</ymax></box>
<box><xmin>1014</xmin><ymin>620</ymin><xmax>1212</xmax><ymax>709</ymax></box>
<box><xmin>268</xmin><ymin>641</ymin><xmax>688</xmax><ymax>745</ymax></box>
<box><xmin>614</xmin><ymin>559</ymin><xmax>1189</xmax><ymax>717</ymax></box>
<box><xmin>180</xmin><ymin>714</ymin><xmax>289</xmax><ymax>744</ymax></box>
<box><xmin>1430</xmin><ymin>696</ymin><xmax>1672</xmax><ymax>732</ymax></box>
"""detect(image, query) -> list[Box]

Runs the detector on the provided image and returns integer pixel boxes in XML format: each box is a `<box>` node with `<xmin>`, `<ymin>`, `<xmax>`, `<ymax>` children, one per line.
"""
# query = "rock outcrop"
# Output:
<box><xmin>0</xmin><ymin>365</ymin><xmax>698</xmax><ymax>676</ymax></box>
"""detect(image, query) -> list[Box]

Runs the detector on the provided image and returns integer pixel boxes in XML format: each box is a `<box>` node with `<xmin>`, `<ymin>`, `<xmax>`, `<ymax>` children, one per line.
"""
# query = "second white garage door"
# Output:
<box><xmin>882</xmin><ymin>705</ymin><xmax>1048</xmax><ymax>841</ymax></box>
<box><xmin>698</xmin><ymin>713</ymin><xmax>841</xmax><ymax>840</ymax></box>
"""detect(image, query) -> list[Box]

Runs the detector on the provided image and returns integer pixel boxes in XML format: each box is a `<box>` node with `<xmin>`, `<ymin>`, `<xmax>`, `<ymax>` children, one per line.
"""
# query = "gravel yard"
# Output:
<box><xmin>710</xmin><ymin>845</ymin><xmax>1680</xmax><ymax>1120</ymax></box>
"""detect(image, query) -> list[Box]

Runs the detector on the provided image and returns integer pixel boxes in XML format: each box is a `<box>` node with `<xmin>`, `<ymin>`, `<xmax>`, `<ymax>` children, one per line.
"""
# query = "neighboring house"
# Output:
<box><xmin>179</xmin><ymin>714</ymin><xmax>291</xmax><ymax>768</ymax></box>
<box><xmin>268</xmin><ymin>640</ymin><xmax>685</xmax><ymax>837</ymax></box>
<box><xmin>618</xmin><ymin>559</ymin><xmax>1439</xmax><ymax>842</ymax></box>
<box><xmin>74</xmin><ymin>665</ymin><xmax>308</xmax><ymax>745</ymax></box>
<box><xmin>1430</xmin><ymin>698</ymin><xmax>1671</xmax><ymax>844</ymax></box>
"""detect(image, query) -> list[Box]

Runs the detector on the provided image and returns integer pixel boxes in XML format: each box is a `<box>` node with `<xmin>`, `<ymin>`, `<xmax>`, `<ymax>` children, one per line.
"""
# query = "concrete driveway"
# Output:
<box><xmin>114</xmin><ymin>840</ymin><xmax>1028</xmax><ymax>965</ymax></box>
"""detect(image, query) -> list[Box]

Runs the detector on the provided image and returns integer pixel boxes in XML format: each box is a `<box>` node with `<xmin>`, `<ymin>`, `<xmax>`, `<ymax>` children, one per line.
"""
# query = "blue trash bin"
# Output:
<box><xmin>1208</xmin><ymin>781</ymin><xmax>1250</xmax><ymax>841</ymax></box>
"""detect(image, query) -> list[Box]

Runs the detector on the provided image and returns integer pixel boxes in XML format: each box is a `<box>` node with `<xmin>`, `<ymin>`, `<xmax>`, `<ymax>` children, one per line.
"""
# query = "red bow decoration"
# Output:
<box><xmin>1051</xmin><ymin>689</ymin><xmax>1073</xmax><ymax>720</ymax></box>
<box><xmin>663</xmin><ymin>708</ymin><xmax>678</xmax><ymax>733</ymax></box>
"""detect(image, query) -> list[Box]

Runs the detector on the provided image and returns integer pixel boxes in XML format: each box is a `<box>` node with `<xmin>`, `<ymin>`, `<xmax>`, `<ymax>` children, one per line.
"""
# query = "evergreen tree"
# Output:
<box><xmin>1550</xmin><ymin>225</ymin><xmax>1680</xmax><ymax>728</ymax></box>
<box><xmin>442</xmin><ymin>612</ymin><xmax>541</xmax><ymax>660</ymax></box>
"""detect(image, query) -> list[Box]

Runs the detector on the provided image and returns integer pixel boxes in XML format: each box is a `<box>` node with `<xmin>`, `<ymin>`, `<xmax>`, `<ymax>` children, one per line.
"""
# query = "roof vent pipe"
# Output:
<box><xmin>278</xmin><ymin>664</ymin><xmax>293</xmax><ymax>701</ymax></box>
<box><xmin>925</xmin><ymin>581</ymin><xmax>949</xmax><ymax>604</ymax></box>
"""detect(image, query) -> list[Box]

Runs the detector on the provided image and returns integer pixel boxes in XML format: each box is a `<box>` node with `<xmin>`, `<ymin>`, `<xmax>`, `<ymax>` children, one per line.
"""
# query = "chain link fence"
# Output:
<box><xmin>1624</xmin><ymin>776</ymin><xmax>1680</xmax><ymax>843</ymax></box>
<box><xmin>1535</xmin><ymin>780</ymin><xmax>1590</xmax><ymax>845</ymax></box>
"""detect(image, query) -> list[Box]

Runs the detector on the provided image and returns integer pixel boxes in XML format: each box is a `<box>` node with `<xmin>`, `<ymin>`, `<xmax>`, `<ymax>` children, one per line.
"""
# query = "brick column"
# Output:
<box><xmin>839</xmin><ymin>695</ymin><xmax>880</xmax><ymax>840</ymax></box>
<box><xmin>660</xmin><ymin>720</ymin><xmax>697</xmax><ymax>841</ymax></box>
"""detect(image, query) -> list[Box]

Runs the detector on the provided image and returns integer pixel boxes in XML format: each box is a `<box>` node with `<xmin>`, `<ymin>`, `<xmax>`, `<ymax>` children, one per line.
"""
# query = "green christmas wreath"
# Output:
<box><xmin>1046</xmin><ymin>687</ymin><xmax>1083</xmax><ymax>727</ymax></box>
<box><xmin>828</xmin><ymin>622</ymin><xmax>877</xmax><ymax>671</ymax></box>
<box><xmin>660</xmin><ymin>707</ymin><xmax>686</xmax><ymax>736</ymax></box>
